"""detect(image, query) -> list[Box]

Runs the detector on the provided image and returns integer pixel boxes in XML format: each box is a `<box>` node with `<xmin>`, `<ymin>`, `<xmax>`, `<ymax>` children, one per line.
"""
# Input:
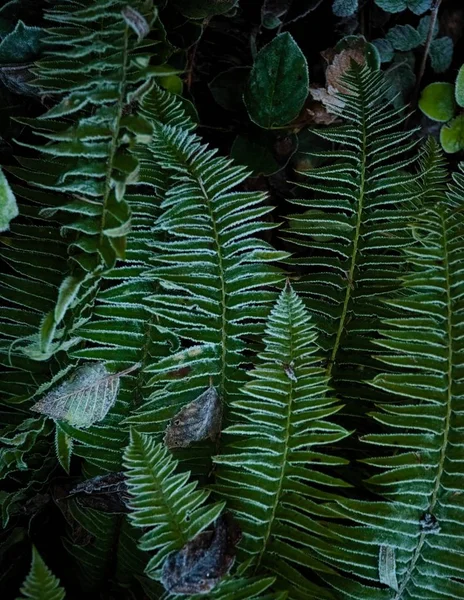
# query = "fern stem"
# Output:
<box><xmin>394</xmin><ymin>208</ymin><xmax>453</xmax><ymax>599</ymax></box>
<box><xmin>99</xmin><ymin>27</ymin><xmax>130</xmax><ymax>246</ymax></box>
<box><xmin>198</xmin><ymin>176</ymin><xmax>228</xmax><ymax>401</ymax></box>
<box><xmin>327</xmin><ymin>75</ymin><xmax>367</xmax><ymax>376</ymax></box>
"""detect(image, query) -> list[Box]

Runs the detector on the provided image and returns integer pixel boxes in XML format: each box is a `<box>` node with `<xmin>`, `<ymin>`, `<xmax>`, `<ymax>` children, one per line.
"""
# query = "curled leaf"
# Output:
<box><xmin>164</xmin><ymin>386</ymin><xmax>222</xmax><ymax>449</ymax></box>
<box><xmin>161</xmin><ymin>514</ymin><xmax>241</xmax><ymax>594</ymax></box>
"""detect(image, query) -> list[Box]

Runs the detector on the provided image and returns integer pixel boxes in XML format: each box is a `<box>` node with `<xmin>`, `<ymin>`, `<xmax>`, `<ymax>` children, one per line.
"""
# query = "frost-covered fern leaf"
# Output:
<box><xmin>4</xmin><ymin>0</ymin><xmax>170</xmax><ymax>359</ymax></box>
<box><xmin>18</xmin><ymin>546</ymin><xmax>65</xmax><ymax>600</ymax></box>
<box><xmin>285</xmin><ymin>62</ymin><xmax>423</xmax><ymax>401</ymax></box>
<box><xmin>123</xmin><ymin>429</ymin><xmax>224</xmax><ymax>577</ymax></box>
<box><xmin>51</xmin><ymin>85</ymin><xmax>198</xmax><ymax>474</ymax></box>
<box><xmin>214</xmin><ymin>284</ymin><xmax>350</xmax><ymax>599</ymax></box>
<box><xmin>315</xmin><ymin>188</ymin><xmax>464</xmax><ymax>598</ymax></box>
<box><xmin>32</xmin><ymin>362</ymin><xmax>138</xmax><ymax>428</ymax></box>
<box><xmin>127</xmin><ymin>114</ymin><xmax>288</xmax><ymax>440</ymax></box>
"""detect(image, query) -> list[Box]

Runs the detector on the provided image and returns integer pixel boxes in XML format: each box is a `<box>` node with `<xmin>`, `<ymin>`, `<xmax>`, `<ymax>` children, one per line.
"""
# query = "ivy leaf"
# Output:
<box><xmin>0</xmin><ymin>20</ymin><xmax>42</xmax><ymax>64</ymax></box>
<box><xmin>244</xmin><ymin>32</ymin><xmax>309</xmax><ymax>129</ymax></box>
<box><xmin>419</xmin><ymin>82</ymin><xmax>456</xmax><ymax>122</ymax></box>
<box><xmin>440</xmin><ymin>114</ymin><xmax>464</xmax><ymax>153</ymax></box>
<box><xmin>332</xmin><ymin>0</ymin><xmax>358</xmax><ymax>17</ymax></box>
<box><xmin>0</xmin><ymin>167</ymin><xmax>18</xmax><ymax>232</ymax></box>
<box><xmin>429</xmin><ymin>37</ymin><xmax>453</xmax><ymax>74</ymax></box>
<box><xmin>32</xmin><ymin>362</ymin><xmax>140</xmax><ymax>428</ymax></box>
<box><xmin>374</xmin><ymin>0</ymin><xmax>432</xmax><ymax>14</ymax></box>
<box><xmin>386</xmin><ymin>25</ymin><xmax>421</xmax><ymax>51</ymax></box>
<box><xmin>456</xmin><ymin>64</ymin><xmax>464</xmax><ymax>108</ymax></box>
<box><xmin>18</xmin><ymin>546</ymin><xmax>65</xmax><ymax>600</ymax></box>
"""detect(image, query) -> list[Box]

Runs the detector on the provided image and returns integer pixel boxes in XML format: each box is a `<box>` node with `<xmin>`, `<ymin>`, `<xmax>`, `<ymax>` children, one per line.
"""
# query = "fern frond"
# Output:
<box><xmin>214</xmin><ymin>284</ymin><xmax>349</xmax><ymax>599</ymax></box>
<box><xmin>315</xmin><ymin>187</ymin><xmax>464</xmax><ymax>598</ymax></box>
<box><xmin>126</xmin><ymin>113</ymin><xmax>288</xmax><ymax>445</ymax></box>
<box><xmin>4</xmin><ymin>0</ymin><xmax>166</xmax><ymax>360</ymax></box>
<box><xmin>123</xmin><ymin>429</ymin><xmax>224</xmax><ymax>577</ymax></box>
<box><xmin>18</xmin><ymin>546</ymin><xmax>65</xmax><ymax>600</ymax></box>
<box><xmin>285</xmin><ymin>63</ymin><xmax>425</xmax><ymax>402</ymax></box>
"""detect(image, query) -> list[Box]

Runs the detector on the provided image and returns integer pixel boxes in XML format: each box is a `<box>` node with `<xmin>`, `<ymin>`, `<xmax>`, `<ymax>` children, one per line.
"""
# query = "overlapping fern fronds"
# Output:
<box><xmin>313</xmin><ymin>161</ymin><xmax>464</xmax><ymax>599</ymax></box>
<box><xmin>214</xmin><ymin>284</ymin><xmax>350</xmax><ymax>599</ymax></box>
<box><xmin>4</xmin><ymin>0</ymin><xmax>168</xmax><ymax>361</ymax></box>
<box><xmin>126</xmin><ymin>112</ymin><xmax>288</xmax><ymax>450</ymax></box>
<box><xmin>123</xmin><ymin>429</ymin><xmax>288</xmax><ymax>600</ymax></box>
<box><xmin>285</xmin><ymin>63</ymin><xmax>422</xmax><ymax>403</ymax></box>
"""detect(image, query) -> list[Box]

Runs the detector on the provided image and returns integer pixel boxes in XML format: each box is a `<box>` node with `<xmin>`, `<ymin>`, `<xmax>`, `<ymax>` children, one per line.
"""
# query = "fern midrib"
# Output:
<box><xmin>254</xmin><ymin>314</ymin><xmax>295</xmax><ymax>571</ymax></box>
<box><xmin>394</xmin><ymin>208</ymin><xmax>453</xmax><ymax>600</ymax></box>
<box><xmin>198</xmin><ymin>177</ymin><xmax>228</xmax><ymax>399</ymax></box>
<box><xmin>327</xmin><ymin>78</ymin><xmax>367</xmax><ymax>377</ymax></box>
<box><xmin>99</xmin><ymin>26</ymin><xmax>130</xmax><ymax>245</ymax></box>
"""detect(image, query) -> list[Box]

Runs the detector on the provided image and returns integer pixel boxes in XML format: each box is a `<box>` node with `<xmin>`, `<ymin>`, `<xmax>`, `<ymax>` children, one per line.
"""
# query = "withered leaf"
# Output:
<box><xmin>32</xmin><ymin>362</ymin><xmax>139</xmax><ymax>428</ymax></box>
<box><xmin>68</xmin><ymin>472</ymin><xmax>130</xmax><ymax>514</ymax></box>
<box><xmin>164</xmin><ymin>386</ymin><xmax>222</xmax><ymax>449</ymax></box>
<box><xmin>161</xmin><ymin>514</ymin><xmax>241</xmax><ymax>595</ymax></box>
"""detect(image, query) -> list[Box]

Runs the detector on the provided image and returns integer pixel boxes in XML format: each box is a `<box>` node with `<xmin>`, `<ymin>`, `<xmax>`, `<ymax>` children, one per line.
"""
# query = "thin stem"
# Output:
<box><xmin>411</xmin><ymin>0</ymin><xmax>442</xmax><ymax>110</ymax></box>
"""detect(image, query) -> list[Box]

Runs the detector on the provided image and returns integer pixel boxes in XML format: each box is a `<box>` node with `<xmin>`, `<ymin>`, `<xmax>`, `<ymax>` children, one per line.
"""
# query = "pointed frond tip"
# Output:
<box><xmin>18</xmin><ymin>547</ymin><xmax>65</xmax><ymax>600</ymax></box>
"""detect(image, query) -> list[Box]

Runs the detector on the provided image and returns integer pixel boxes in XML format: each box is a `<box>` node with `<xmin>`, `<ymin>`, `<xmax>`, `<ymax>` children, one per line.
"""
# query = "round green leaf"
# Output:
<box><xmin>244</xmin><ymin>32</ymin><xmax>309</xmax><ymax>129</ymax></box>
<box><xmin>418</xmin><ymin>83</ymin><xmax>455</xmax><ymax>122</ymax></box>
<box><xmin>455</xmin><ymin>64</ymin><xmax>464</xmax><ymax>108</ymax></box>
<box><xmin>429</xmin><ymin>37</ymin><xmax>453</xmax><ymax>74</ymax></box>
<box><xmin>440</xmin><ymin>114</ymin><xmax>464</xmax><ymax>153</ymax></box>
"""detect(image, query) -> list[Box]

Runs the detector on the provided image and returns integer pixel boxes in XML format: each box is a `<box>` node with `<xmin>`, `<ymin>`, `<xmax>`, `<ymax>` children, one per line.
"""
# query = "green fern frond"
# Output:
<box><xmin>18</xmin><ymin>546</ymin><xmax>65</xmax><ymax>600</ymax></box>
<box><xmin>285</xmin><ymin>63</ymin><xmax>423</xmax><ymax>402</ymax></box>
<box><xmin>126</xmin><ymin>116</ymin><xmax>288</xmax><ymax>446</ymax></box>
<box><xmin>123</xmin><ymin>429</ymin><xmax>224</xmax><ymax>577</ymax></box>
<box><xmin>214</xmin><ymin>284</ymin><xmax>350</xmax><ymax>599</ymax></box>
<box><xmin>315</xmin><ymin>185</ymin><xmax>464</xmax><ymax>598</ymax></box>
<box><xmin>4</xmin><ymin>0</ymin><xmax>167</xmax><ymax>360</ymax></box>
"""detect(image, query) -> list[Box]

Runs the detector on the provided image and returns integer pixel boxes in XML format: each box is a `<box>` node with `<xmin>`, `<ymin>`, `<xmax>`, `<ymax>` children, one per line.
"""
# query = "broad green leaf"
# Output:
<box><xmin>244</xmin><ymin>32</ymin><xmax>309</xmax><ymax>129</ymax></box>
<box><xmin>429</xmin><ymin>37</ymin><xmax>453</xmax><ymax>73</ymax></box>
<box><xmin>375</xmin><ymin>0</ymin><xmax>431</xmax><ymax>14</ymax></box>
<box><xmin>386</xmin><ymin>24</ymin><xmax>421</xmax><ymax>51</ymax></box>
<box><xmin>0</xmin><ymin>20</ymin><xmax>42</xmax><ymax>64</ymax></box>
<box><xmin>455</xmin><ymin>63</ymin><xmax>464</xmax><ymax>107</ymax></box>
<box><xmin>209</xmin><ymin>66</ymin><xmax>250</xmax><ymax>111</ymax></box>
<box><xmin>231</xmin><ymin>134</ymin><xmax>280</xmax><ymax>176</ymax></box>
<box><xmin>32</xmin><ymin>362</ymin><xmax>139</xmax><ymax>428</ymax></box>
<box><xmin>18</xmin><ymin>546</ymin><xmax>65</xmax><ymax>600</ymax></box>
<box><xmin>372</xmin><ymin>38</ymin><xmax>394</xmax><ymax>63</ymax></box>
<box><xmin>0</xmin><ymin>167</ymin><xmax>18</xmax><ymax>232</ymax></box>
<box><xmin>332</xmin><ymin>0</ymin><xmax>358</xmax><ymax>17</ymax></box>
<box><xmin>419</xmin><ymin>82</ymin><xmax>455</xmax><ymax>122</ymax></box>
<box><xmin>440</xmin><ymin>114</ymin><xmax>464</xmax><ymax>153</ymax></box>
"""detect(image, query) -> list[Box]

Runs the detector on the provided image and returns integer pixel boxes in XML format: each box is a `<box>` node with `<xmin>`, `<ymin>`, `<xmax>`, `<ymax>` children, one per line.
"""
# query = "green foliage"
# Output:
<box><xmin>374</xmin><ymin>0</ymin><xmax>432</xmax><ymax>14</ymax></box>
<box><xmin>285</xmin><ymin>63</ymin><xmax>420</xmax><ymax>403</ymax></box>
<box><xmin>419</xmin><ymin>65</ymin><xmax>464</xmax><ymax>153</ymax></box>
<box><xmin>456</xmin><ymin>64</ymin><xmax>464</xmax><ymax>107</ymax></box>
<box><xmin>440</xmin><ymin>115</ymin><xmax>464</xmax><ymax>154</ymax></box>
<box><xmin>1</xmin><ymin>1</ymin><xmax>463</xmax><ymax>599</ymax></box>
<box><xmin>0</xmin><ymin>167</ymin><xmax>18</xmax><ymax>232</ymax></box>
<box><xmin>215</xmin><ymin>284</ymin><xmax>350</xmax><ymax>598</ymax></box>
<box><xmin>419</xmin><ymin>82</ymin><xmax>455</xmax><ymax>122</ymax></box>
<box><xmin>18</xmin><ymin>546</ymin><xmax>65</xmax><ymax>600</ymax></box>
<box><xmin>317</xmin><ymin>144</ymin><xmax>464</xmax><ymax>599</ymax></box>
<box><xmin>244</xmin><ymin>33</ymin><xmax>309</xmax><ymax>129</ymax></box>
<box><xmin>124</xmin><ymin>429</ymin><xmax>224</xmax><ymax>577</ymax></box>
